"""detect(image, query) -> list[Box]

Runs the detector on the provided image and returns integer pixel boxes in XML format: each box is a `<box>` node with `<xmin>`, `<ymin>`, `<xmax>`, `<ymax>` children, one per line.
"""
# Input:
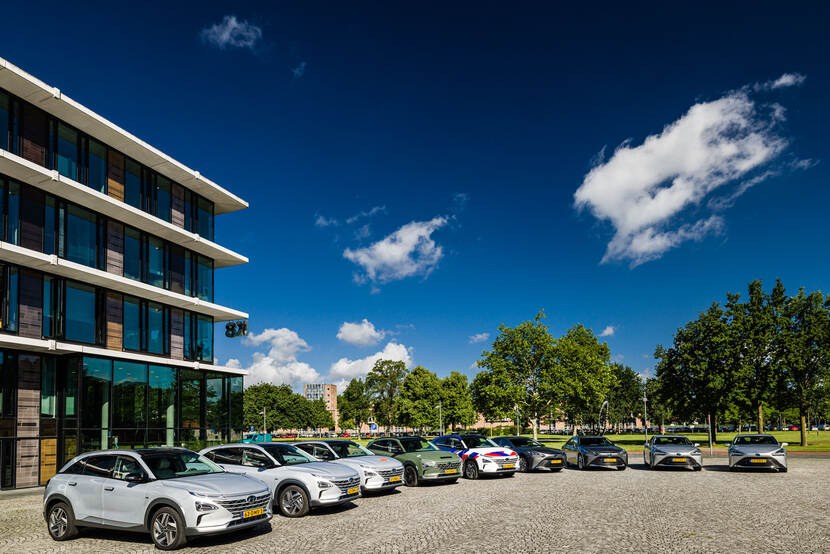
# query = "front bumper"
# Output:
<box><xmin>186</xmin><ymin>495</ymin><xmax>273</xmax><ymax>537</ymax></box>
<box><xmin>586</xmin><ymin>453</ymin><xmax>627</xmax><ymax>468</ymax></box>
<box><xmin>653</xmin><ymin>453</ymin><xmax>703</xmax><ymax>469</ymax></box>
<box><xmin>477</xmin><ymin>456</ymin><xmax>518</xmax><ymax>473</ymax></box>
<box><xmin>311</xmin><ymin>482</ymin><xmax>361</xmax><ymax>507</ymax></box>
<box><xmin>730</xmin><ymin>454</ymin><xmax>787</xmax><ymax>470</ymax></box>
<box><xmin>530</xmin><ymin>455</ymin><xmax>566</xmax><ymax>471</ymax></box>
<box><xmin>363</xmin><ymin>468</ymin><xmax>404</xmax><ymax>491</ymax></box>
<box><xmin>422</xmin><ymin>462</ymin><xmax>462</xmax><ymax>480</ymax></box>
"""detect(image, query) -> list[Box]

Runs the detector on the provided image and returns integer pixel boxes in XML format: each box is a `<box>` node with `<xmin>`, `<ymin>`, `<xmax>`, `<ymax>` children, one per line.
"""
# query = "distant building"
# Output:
<box><xmin>303</xmin><ymin>383</ymin><xmax>338</xmax><ymax>429</ymax></box>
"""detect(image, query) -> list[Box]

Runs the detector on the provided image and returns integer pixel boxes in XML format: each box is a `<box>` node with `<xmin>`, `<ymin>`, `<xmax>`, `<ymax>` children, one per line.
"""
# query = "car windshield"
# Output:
<box><xmin>654</xmin><ymin>436</ymin><xmax>693</xmax><ymax>446</ymax></box>
<box><xmin>461</xmin><ymin>436</ymin><xmax>497</xmax><ymax>448</ymax></box>
<box><xmin>261</xmin><ymin>444</ymin><xmax>318</xmax><ymax>465</ymax></box>
<box><xmin>734</xmin><ymin>435</ymin><xmax>778</xmax><ymax>446</ymax></box>
<box><xmin>399</xmin><ymin>438</ymin><xmax>438</xmax><ymax>452</ymax></box>
<box><xmin>580</xmin><ymin>437</ymin><xmax>613</xmax><ymax>447</ymax></box>
<box><xmin>141</xmin><ymin>451</ymin><xmax>223</xmax><ymax>479</ymax></box>
<box><xmin>509</xmin><ymin>437</ymin><xmax>544</xmax><ymax>448</ymax></box>
<box><xmin>326</xmin><ymin>441</ymin><xmax>374</xmax><ymax>458</ymax></box>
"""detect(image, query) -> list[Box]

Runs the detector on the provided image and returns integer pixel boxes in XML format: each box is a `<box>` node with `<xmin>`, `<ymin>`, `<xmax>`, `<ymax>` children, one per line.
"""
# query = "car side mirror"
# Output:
<box><xmin>780</xmin><ymin>442</ymin><xmax>788</xmax><ymax>447</ymax></box>
<box><xmin>125</xmin><ymin>472</ymin><xmax>144</xmax><ymax>483</ymax></box>
<box><xmin>723</xmin><ymin>443</ymin><xmax>731</xmax><ymax>447</ymax></box>
<box><xmin>694</xmin><ymin>443</ymin><xmax>700</xmax><ymax>447</ymax></box>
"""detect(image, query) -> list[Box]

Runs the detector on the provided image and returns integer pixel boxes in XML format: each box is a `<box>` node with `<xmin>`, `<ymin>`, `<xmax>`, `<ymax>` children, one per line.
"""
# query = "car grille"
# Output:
<box><xmin>379</xmin><ymin>467</ymin><xmax>403</xmax><ymax>479</ymax></box>
<box><xmin>333</xmin><ymin>476</ymin><xmax>361</xmax><ymax>494</ymax></box>
<box><xmin>498</xmin><ymin>456</ymin><xmax>518</xmax><ymax>465</ymax></box>
<box><xmin>217</xmin><ymin>493</ymin><xmax>271</xmax><ymax>518</ymax></box>
<box><xmin>227</xmin><ymin>513</ymin><xmax>269</xmax><ymax>527</ymax></box>
<box><xmin>437</xmin><ymin>461</ymin><xmax>461</xmax><ymax>471</ymax></box>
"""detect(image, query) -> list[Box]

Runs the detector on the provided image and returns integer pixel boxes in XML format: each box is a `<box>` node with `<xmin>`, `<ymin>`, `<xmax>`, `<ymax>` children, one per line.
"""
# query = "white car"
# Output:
<box><xmin>726</xmin><ymin>434</ymin><xmax>788</xmax><ymax>472</ymax></box>
<box><xmin>293</xmin><ymin>440</ymin><xmax>405</xmax><ymax>492</ymax></box>
<box><xmin>43</xmin><ymin>448</ymin><xmax>272</xmax><ymax>550</ymax></box>
<box><xmin>643</xmin><ymin>435</ymin><xmax>703</xmax><ymax>471</ymax></box>
<box><xmin>432</xmin><ymin>433</ymin><xmax>519</xmax><ymax>479</ymax></box>
<box><xmin>200</xmin><ymin>443</ymin><xmax>361</xmax><ymax>517</ymax></box>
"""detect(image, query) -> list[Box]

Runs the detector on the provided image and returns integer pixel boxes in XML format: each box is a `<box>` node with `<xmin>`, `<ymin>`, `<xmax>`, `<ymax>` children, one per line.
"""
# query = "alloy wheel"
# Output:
<box><xmin>578</xmin><ymin>454</ymin><xmax>584</xmax><ymax>470</ymax></box>
<box><xmin>519</xmin><ymin>457</ymin><xmax>528</xmax><ymax>472</ymax></box>
<box><xmin>48</xmin><ymin>506</ymin><xmax>68</xmax><ymax>538</ymax></box>
<box><xmin>152</xmin><ymin>512</ymin><xmax>178</xmax><ymax>548</ymax></box>
<box><xmin>404</xmin><ymin>466</ymin><xmax>418</xmax><ymax>487</ymax></box>
<box><xmin>281</xmin><ymin>489</ymin><xmax>305</xmax><ymax>515</ymax></box>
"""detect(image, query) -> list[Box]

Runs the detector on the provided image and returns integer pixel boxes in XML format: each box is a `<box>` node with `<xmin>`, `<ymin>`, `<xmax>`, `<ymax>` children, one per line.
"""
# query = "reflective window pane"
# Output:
<box><xmin>65</xmin><ymin>281</ymin><xmax>96</xmax><ymax>343</ymax></box>
<box><xmin>155</xmin><ymin>175</ymin><xmax>171</xmax><ymax>222</ymax></box>
<box><xmin>87</xmin><ymin>139</ymin><xmax>107</xmax><ymax>193</ymax></box>
<box><xmin>149</xmin><ymin>365</ymin><xmax>176</xmax><ymax>430</ymax></box>
<box><xmin>146</xmin><ymin>236</ymin><xmax>164</xmax><ymax>288</ymax></box>
<box><xmin>56</xmin><ymin>123</ymin><xmax>79</xmax><ymax>181</ymax></box>
<box><xmin>123</xmin><ymin>295</ymin><xmax>140</xmax><ymax>351</ymax></box>
<box><xmin>196</xmin><ymin>255</ymin><xmax>213</xmax><ymax>302</ymax></box>
<box><xmin>112</xmin><ymin>361</ymin><xmax>147</xmax><ymax>428</ymax></box>
<box><xmin>180</xmin><ymin>370</ymin><xmax>203</xmax><ymax>430</ymax></box>
<box><xmin>7</xmin><ymin>181</ymin><xmax>19</xmax><ymax>246</ymax></box>
<box><xmin>124</xmin><ymin>159</ymin><xmax>142</xmax><ymax>209</ymax></box>
<box><xmin>81</xmin><ymin>357</ymin><xmax>111</xmax><ymax>428</ymax></box>
<box><xmin>0</xmin><ymin>92</ymin><xmax>8</xmax><ymax>151</ymax></box>
<box><xmin>230</xmin><ymin>377</ymin><xmax>243</xmax><ymax>429</ymax></box>
<box><xmin>40</xmin><ymin>358</ymin><xmax>57</xmax><ymax>418</ymax></box>
<box><xmin>124</xmin><ymin>227</ymin><xmax>141</xmax><ymax>281</ymax></box>
<box><xmin>197</xmin><ymin>197</ymin><xmax>213</xmax><ymax>241</ymax></box>
<box><xmin>66</xmin><ymin>204</ymin><xmax>98</xmax><ymax>267</ymax></box>
<box><xmin>43</xmin><ymin>195</ymin><xmax>56</xmax><ymax>255</ymax></box>
<box><xmin>205</xmin><ymin>373</ymin><xmax>225</xmax><ymax>430</ymax></box>
<box><xmin>195</xmin><ymin>315</ymin><xmax>213</xmax><ymax>363</ymax></box>
<box><xmin>6</xmin><ymin>267</ymin><xmax>18</xmax><ymax>333</ymax></box>
<box><xmin>146</xmin><ymin>302</ymin><xmax>165</xmax><ymax>355</ymax></box>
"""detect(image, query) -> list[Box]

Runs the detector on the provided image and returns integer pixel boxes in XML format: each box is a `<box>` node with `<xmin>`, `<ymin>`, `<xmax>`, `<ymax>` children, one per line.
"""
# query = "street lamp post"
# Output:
<box><xmin>642</xmin><ymin>392</ymin><xmax>648</xmax><ymax>445</ymax></box>
<box><xmin>435</xmin><ymin>401</ymin><xmax>443</xmax><ymax>435</ymax></box>
<box><xmin>261</xmin><ymin>407</ymin><xmax>267</xmax><ymax>434</ymax></box>
<box><xmin>515</xmin><ymin>405</ymin><xmax>520</xmax><ymax>436</ymax></box>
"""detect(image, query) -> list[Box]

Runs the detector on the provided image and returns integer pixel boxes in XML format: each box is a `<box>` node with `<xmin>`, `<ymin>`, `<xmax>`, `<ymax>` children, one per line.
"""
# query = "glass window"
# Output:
<box><xmin>195</xmin><ymin>315</ymin><xmax>213</xmax><ymax>363</ymax></box>
<box><xmin>65</xmin><ymin>281</ymin><xmax>96</xmax><ymax>343</ymax></box>
<box><xmin>230</xmin><ymin>376</ymin><xmax>243</xmax><ymax>429</ymax></box>
<box><xmin>168</xmin><ymin>245</ymin><xmax>185</xmax><ymax>294</ymax></box>
<box><xmin>0</xmin><ymin>92</ymin><xmax>8</xmax><ymax>151</ymax></box>
<box><xmin>42</xmin><ymin>276</ymin><xmax>61</xmax><ymax>338</ymax></box>
<box><xmin>81</xmin><ymin>357</ymin><xmax>112</xmax><ymax>428</ymax></box>
<box><xmin>0</xmin><ymin>353</ymin><xmax>13</xmax><ymax>418</ymax></box>
<box><xmin>180</xmin><ymin>370</ymin><xmax>203</xmax><ymax>430</ymax></box>
<box><xmin>112</xmin><ymin>361</ymin><xmax>147</xmax><ymax>428</ymax></box>
<box><xmin>44</xmin><ymin>195</ymin><xmax>56</xmax><ymax>255</ymax></box>
<box><xmin>65</xmin><ymin>204</ymin><xmax>98</xmax><ymax>267</ymax></box>
<box><xmin>7</xmin><ymin>181</ymin><xmax>19</xmax><ymax>246</ymax></box>
<box><xmin>146</xmin><ymin>236</ymin><xmax>164</xmax><ymax>288</ymax></box>
<box><xmin>124</xmin><ymin>158</ymin><xmax>142</xmax><ymax>209</ymax></box>
<box><xmin>196</xmin><ymin>197</ymin><xmax>213</xmax><ymax>241</ymax></box>
<box><xmin>64</xmin><ymin>361</ymin><xmax>77</xmax><ymax>418</ymax></box>
<box><xmin>87</xmin><ymin>139</ymin><xmax>107</xmax><ymax>193</ymax></box>
<box><xmin>183</xmin><ymin>310</ymin><xmax>192</xmax><ymax>360</ymax></box>
<box><xmin>205</xmin><ymin>373</ymin><xmax>224</xmax><ymax>429</ymax></box>
<box><xmin>19</xmin><ymin>185</ymin><xmax>44</xmax><ymax>251</ymax></box>
<box><xmin>124</xmin><ymin>226</ymin><xmax>141</xmax><ymax>281</ymax></box>
<box><xmin>149</xmin><ymin>365</ymin><xmax>176</xmax><ymax>429</ymax></box>
<box><xmin>5</xmin><ymin>267</ymin><xmax>18</xmax><ymax>333</ymax></box>
<box><xmin>56</xmin><ymin>123</ymin><xmax>79</xmax><ymax>181</ymax></box>
<box><xmin>146</xmin><ymin>302</ymin><xmax>166</xmax><ymax>355</ymax></box>
<box><xmin>155</xmin><ymin>175</ymin><xmax>171</xmax><ymax>222</ymax></box>
<box><xmin>123</xmin><ymin>295</ymin><xmax>140</xmax><ymax>351</ymax></box>
<box><xmin>184</xmin><ymin>251</ymin><xmax>193</xmax><ymax>297</ymax></box>
<box><xmin>196</xmin><ymin>255</ymin><xmax>213</xmax><ymax>302</ymax></box>
<box><xmin>184</xmin><ymin>190</ymin><xmax>194</xmax><ymax>233</ymax></box>
<box><xmin>0</xmin><ymin>179</ymin><xmax>5</xmax><ymax>242</ymax></box>
<box><xmin>40</xmin><ymin>357</ymin><xmax>56</xmax><ymax>418</ymax></box>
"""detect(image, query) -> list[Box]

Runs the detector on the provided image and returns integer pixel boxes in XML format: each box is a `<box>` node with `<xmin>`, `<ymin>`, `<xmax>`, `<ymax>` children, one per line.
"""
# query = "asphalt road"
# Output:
<box><xmin>1</xmin><ymin>458</ymin><xmax>828</xmax><ymax>553</ymax></box>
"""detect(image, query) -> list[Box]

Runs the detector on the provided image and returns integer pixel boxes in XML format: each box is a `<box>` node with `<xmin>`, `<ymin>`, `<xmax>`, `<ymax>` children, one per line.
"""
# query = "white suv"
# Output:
<box><xmin>293</xmin><ymin>440</ymin><xmax>405</xmax><ymax>492</ymax></box>
<box><xmin>43</xmin><ymin>448</ymin><xmax>272</xmax><ymax>550</ymax></box>
<box><xmin>200</xmin><ymin>443</ymin><xmax>361</xmax><ymax>518</ymax></box>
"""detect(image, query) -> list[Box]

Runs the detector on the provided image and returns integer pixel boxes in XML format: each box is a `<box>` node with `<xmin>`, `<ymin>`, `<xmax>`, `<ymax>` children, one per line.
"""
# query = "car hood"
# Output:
<box><xmin>333</xmin><ymin>456</ymin><xmax>403</xmax><ymax>470</ymax></box>
<box><xmin>732</xmin><ymin>444</ymin><xmax>783</xmax><ymax>454</ymax></box>
<box><xmin>156</xmin><ymin>472</ymin><xmax>268</xmax><ymax>497</ymax></box>
<box><xmin>582</xmin><ymin>445</ymin><xmax>626</xmax><ymax>455</ymax></box>
<box><xmin>280</xmin><ymin>461</ymin><xmax>360</xmax><ymax>480</ymax></box>
<box><xmin>406</xmin><ymin>451</ymin><xmax>460</xmax><ymax>462</ymax></box>
<box><xmin>652</xmin><ymin>444</ymin><xmax>700</xmax><ymax>454</ymax></box>
<box><xmin>459</xmin><ymin>447</ymin><xmax>518</xmax><ymax>458</ymax></box>
<box><xmin>521</xmin><ymin>446</ymin><xmax>565</xmax><ymax>456</ymax></box>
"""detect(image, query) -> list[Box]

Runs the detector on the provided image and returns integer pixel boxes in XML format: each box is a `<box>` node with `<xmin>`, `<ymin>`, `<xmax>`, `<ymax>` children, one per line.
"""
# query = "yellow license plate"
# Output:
<box><xmin>242</xmin><ymin>508</ymin><xmax>263</xmax><ymax>519</ymax></box>
<box><xmin>672</xmin><ymin>457</ymin><xmax>687</xmax><ymax>462</ymax></box>
<box><xmin>603</xmin><ymin>458</ymin><xmax>617</xmax><ymax>463</ymax></box>
<box><xmin>444</xmin><ymin>468</ymin><xmax>457</xmax><ymax>474</ymax></box>
<box><xmin>347</xmin><ymin>486</ymin><xmax>359</xmax><ymax>495</ymax></box>
<box><xmin>501</xmin><ymin>463</ymin><xmax>515</xmax><ymax>469</ymax></box>
<box><xmin>750</xmin><ymin>458</ymin><xmax>766</xmax><ymax>463</ymax></box>
<box><xmin>389</xmin><ymin>475</ymin><xmax>401</xmax><ymax>483</ymax></box>
<box><xmin>551</xmin><ymin>459</ymin><xmax>562</xmax><ymax>464</ymax></box>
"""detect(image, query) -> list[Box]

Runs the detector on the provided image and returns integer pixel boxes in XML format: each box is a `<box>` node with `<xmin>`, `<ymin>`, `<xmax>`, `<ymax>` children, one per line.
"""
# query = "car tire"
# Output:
<box><xmin>779</xmin><ymin>467</ymin><xmax>788</xmax><ymax>473</ymax></box>
<box><xmin>446</xmin><ymin>478</ymin><xmax>460</xmax><ymax>484</ymax></box>
<box><xmin>46</xmin><ymin>501</ymin><xmax>78</xmax><ymax>541</ymax></box>
<box><xmin>617</xmin><ymin>464</ymin><xmax>626</xmax><ymax>471</ymax></box>
<box><xmin>577</xmin><ymin>454</ymin><xmax>585</xmax><ymax>470</ymax></box>
<box><xmin>279</xmin><ymin>485</ymin><xmax>310</xmax><ymax>518</ymax></box>
<box><xmin>519</xmin><ymin>456</ymin><xmax>529</xmax><ymax>472</ymax></box>
<box><xmin>464</xmin><ymin>460</ymin><xmax>479</xmax><ymax>479</ymax></box>
<box><xmin>150</xmin><ymin>506</ymin><xmax>187</xmax><ymax>551</ymax></box>
<box><xmin>403</xmin><ymin>465</ymin><xmax>419</xmax><ymax>487</ymax></box>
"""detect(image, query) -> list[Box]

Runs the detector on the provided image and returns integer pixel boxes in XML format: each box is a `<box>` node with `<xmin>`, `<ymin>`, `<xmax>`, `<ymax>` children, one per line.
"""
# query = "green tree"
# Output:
<box><xmin>470</xmin><ymin>365</ymin><xmax>513</xmax><ymax>428</ymax></box>
<box><xmin>655</xmin><ymin>303</ymin><xmax>738</xmax><ymax>443</ymax></box>
<box><xmin>338</xmin><ymin>378</ymin><xmax>372</xmax><ymax>438</ymax></box>
<box><xmin>478</xmin><ymin>311</ymin><xmax>565</xmax><ymax>440</ymax></box>
<box><xmin>366</xmin><ymin>359</ymin><xmax>408</xmax><ymax>433</ymax></box>
<box><xmin>645</xmin><ymin>377</ymin><xmax>672</xmax><ymax>432</ymax></box>
<box><xmin>398</xmin><ymin>366</ymin><xmax>442</xmax><ymax>431</ymax></box>
<box><xmin>606</xmin><ymin>363</ymin><xmax>643</xmax><ymax>430</ymax></box>
<box><xmin>441</xmin><ymin>371</ymin><xmax>477</xmax><ymax>431</ymax></box>
<box><xmin>308</xmin><ymin>398</ymin><xmax>335</xmax><ymax>430</ymax></box>
<box><xmin>243</xmin><ymin>383</ymin><xmax>303</xmax><ymax>432</ymax></box>
<box><xmin>779</xmin><ymin>290</ymin><xmax>830</xmax><ymax>446</ymax></box>
<box><xmin>557</xmin><ymin>324</ymin><xmax>615</xmax><ymax>433</ymax></box>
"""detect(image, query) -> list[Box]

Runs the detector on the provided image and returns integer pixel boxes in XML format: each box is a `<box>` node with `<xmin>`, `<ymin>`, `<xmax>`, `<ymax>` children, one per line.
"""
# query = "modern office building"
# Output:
<box><xmin>303</xmin><ymin>383</ymin><xmax>337</xmax><ymax>429</ymax></box>
<box><xmin>0</xmin><ymin>58</ymin><xmax>249</xmax><ymax>489</ymax></box>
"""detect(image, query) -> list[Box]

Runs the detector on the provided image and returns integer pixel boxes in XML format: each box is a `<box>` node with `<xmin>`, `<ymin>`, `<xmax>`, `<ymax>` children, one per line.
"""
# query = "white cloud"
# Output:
<box><xmin>354</xmin><ymin>224</ymin><xmax>371</xmax><ymax>240</ymax></box>
<box><xmin>328</xmin><ymin>342</ymin><xmax>413</xmax><ymax>384</ymax></box>
<box><xmin>337</xmin><ymin>319</ymin><xmax>386</xmax><ymax>346</ymax></box>
<box><xmin>314</xmin><ymin>214</ymin><xmax>339</xmax><ymax>227</ymax></box>
<box><xmin>346</xmin><ymin>206</ymin><xmax>387</xmax><ymax>224</ymax></box>
<box><xmin>238</xmin><ymin>328</ymin><xmax>320</xmax><ymax>389</ymax></box>
<box><xmin>469</xmin><ymin>332</ymin><xmax>490</xmax><ymax>344</ymax></box>
<box><xmin>200</xmin><ymin>15</ymin><xmax>263</xmax><ymax>51</ymax></box>
<box><xmin>344</xmin><ymin>216</ymin><xmax>448</xmax><ymax>284</ymax></box>
<box><xmin>574</xmin><ymin>82</ymin><xmax>795</xmax><ymax>267</ymax></box>
<box><xmin>754</xmin><ymin>72</ymin><xmax>806</xmax><ymax>91</ymax></box>
<box><xmin>291</xmin><ymin>61</ymin><xmax>307</xmax><ymax>79</ymax></box>
<box><xmin>599</xmin><ymin>326</ymin><xmax>616</xmax><ymax>337</ymax></box>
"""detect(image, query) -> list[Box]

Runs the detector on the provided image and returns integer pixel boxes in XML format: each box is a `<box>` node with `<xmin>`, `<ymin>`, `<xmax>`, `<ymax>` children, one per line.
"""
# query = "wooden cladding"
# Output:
<box><xmin>39</xmin><ymin>439</ymin><xmax>57</xmax><ymax>486</ymax></box>
<box><xmin>20</xmin><ymin>104</ymin><xmax>48</xmax><ymax>166</ymax></box>
<box><xmin>170</xmin><ymin>308</ymin><xmax>184</xmax><ymax>360</ymax></box>
<box><xmin>18</xmin><ymin>269</ymin><xmax>43</xmax><ymax>340</ymax></box>
<box><xmin>15</xmin><ymin>439</ymin><xmax>38</xmax><ymax>488</ymax></box>
<box><xmin>106</xmin><ymin>221</ymin><xmax>125</xmax><ymax>276</ymax></box>
<box><xmin>107</xmin><ymin>150</ymin><xmax>125</xmax><ymax>202</ymax></box>
<box><xmin>106</xmin><ymin>292</ymin><xmax>123</xmax><ymax>350</ymax></box>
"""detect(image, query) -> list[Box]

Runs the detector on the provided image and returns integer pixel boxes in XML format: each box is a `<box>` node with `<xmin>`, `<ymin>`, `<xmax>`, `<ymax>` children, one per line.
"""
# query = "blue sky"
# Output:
<box><xmin>5</xmin><ymin>3</ymin><xmax>829</xmax><ymax>389</ymax></box>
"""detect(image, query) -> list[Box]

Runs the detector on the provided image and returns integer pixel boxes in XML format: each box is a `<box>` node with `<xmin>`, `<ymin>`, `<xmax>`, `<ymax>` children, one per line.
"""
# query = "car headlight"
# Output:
<box><xmin>692</xmin><ymin>449</ymin><xmax>702</xmax><ymax>455</ymax></box>
<box><xmin>188</xmin><ymin>490</ymin><xmax>221</xmax><ymax>499</ymax></box>
<box><xmin>422</xmin><ymin>460</ymin><xmax>437</xmax><ymax>467</ymax></box>
<box><xmin>653</xmin><ymin>449</ymin><xmax>666</xmax><ymax>455</ymax></box>
<box><xmin>774</xmin><ymin>449</ymin><xmax>786</xmax><ymax>455</ymax></box>
<box><xmin>317</xmin><ymin>481</ymin><xmax>332</xmax><ymax>488</ymax></box>
<box><xmin>482</xmin><ymin>457</ymin><xmax>495</xmax><ymax>464</ymax></box>
<box><xmin>195</xmin><ymin>501</ymin><xmax>218</xmax><ymax>512</ymax></box>
<box><xmin>364</xmin><ymin>470</ymin><xmax>378</xmax><ymax>477</ymax></box>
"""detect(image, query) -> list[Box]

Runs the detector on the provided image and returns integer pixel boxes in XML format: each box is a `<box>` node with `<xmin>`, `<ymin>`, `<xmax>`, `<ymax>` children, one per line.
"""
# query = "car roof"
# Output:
<box><xmin>734</xmin><ymin>433</ymin><xmax>774</xmax><ymax>437</ymax></box>
<box><xmin>652</xmin><ymin>434</ymin><xmax>687</xmax><ymax>438</ymax></box>
<box><xmin>77</xmin><ymin>448</ymin><xmax>189</xmax><ymax>456</ymax></box>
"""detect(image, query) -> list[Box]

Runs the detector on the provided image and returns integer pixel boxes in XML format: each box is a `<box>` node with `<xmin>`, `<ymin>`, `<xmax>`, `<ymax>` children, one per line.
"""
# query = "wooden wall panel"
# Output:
<box><xmin>106</xmin><ymin>292</ymin><xmax>123</xmax><ymax>351</ymax></box>
<box><xmin>18</xmin><ymin>270</ymin><xmax>42</xmax><ymax>339</ymax></box>
<box><xmin>20</xmin><ymin>104</ymin><xmax>47</xmax><ymax>167</ymax></box>
<box><xmin>107</xmin><ymin>151</ymin><xmax>126</xmax><ymax>202</ymax></box>
<box><xmin>170</xmin><ymin>309</ymin><xmax>184</xmax><ymax>360</ymax></box>
<box><xmin>106</xmin><ymin>221</ymin><xmax>125</xmax><ymax>276</ymax></box>
<box><xmin>171</xmin><ymin>184</ymin><xmax>185</xmax><ymax>229</ymax></box>
<box><xmin>39</xmin><ymin>439</ymin><xmax>57</xmax><ymax>485</ymax></box>
<box><xmin>15</xmin><ymin>439</ymin><xmax>38</xmax><ymax>488</ymax></box>
<box><xmin>16</xmin><ymin>355</ymin><xmax>40</xmax><ymax>439</ymax></box>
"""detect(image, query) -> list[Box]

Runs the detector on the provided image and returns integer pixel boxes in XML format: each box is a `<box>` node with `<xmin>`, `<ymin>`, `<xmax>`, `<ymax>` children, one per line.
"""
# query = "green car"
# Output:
<box><xmin>366</xmin><ymin>436</ymin><xmax>462</xmax><ymax>487</ymax></box>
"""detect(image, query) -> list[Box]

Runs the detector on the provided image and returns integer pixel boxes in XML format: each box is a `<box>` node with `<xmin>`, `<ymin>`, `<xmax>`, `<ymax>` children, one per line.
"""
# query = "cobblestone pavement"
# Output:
<box><xmin>1</xmin><ymin>458</ymin><xmax>829</xmax><ymax>553</ymax></box>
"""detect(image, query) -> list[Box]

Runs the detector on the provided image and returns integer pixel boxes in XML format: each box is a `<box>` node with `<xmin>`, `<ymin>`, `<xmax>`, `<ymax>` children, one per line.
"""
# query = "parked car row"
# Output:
<box><xmin>42</xmin><ymin>433</ymin><xmax>787</xmax><ymax>550</ymax></box>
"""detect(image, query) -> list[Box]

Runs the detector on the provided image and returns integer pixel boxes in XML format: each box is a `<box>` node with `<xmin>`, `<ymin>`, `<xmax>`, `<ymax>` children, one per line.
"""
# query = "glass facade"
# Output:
<box><xmin>87</xmin><ymin>139</ymin><xmax>107</xmax><ymax>194</ymax></box>
<box><xmin>64</xmin><ymin>281</ymin><xmax>97</xmax><ymax>344</ymax></box>
<box><xmin>65</xmin><ymin>204</ymin><xmax>99</xmax><ymax>267</ymax></box>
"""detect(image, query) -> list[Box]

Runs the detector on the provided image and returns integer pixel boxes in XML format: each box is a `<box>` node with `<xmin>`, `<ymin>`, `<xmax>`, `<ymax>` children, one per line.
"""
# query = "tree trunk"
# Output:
<box><xmin>711</xmin><ymin>413</ymin><xmax>718</xmax><ymax>444</ymax></box>
<box><xmin>800</xmin><ymin>409</ymin><xmax>808</xmax><ymax>447</ymax></box>
<box><xmin>757</xmin><ymin>402</ymin><xmax>764</xmax><ymax>434</ymax></box>
<box><xmin>532</xmin><ymin>414</ymin><xmax>538</xmax><ymax>441</ymax></box>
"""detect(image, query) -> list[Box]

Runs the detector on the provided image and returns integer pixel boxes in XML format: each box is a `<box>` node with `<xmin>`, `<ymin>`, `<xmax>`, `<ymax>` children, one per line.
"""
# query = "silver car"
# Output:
<box><xmin>293</xmin><ymin>440</ymin><xmax>405</xmax><ymax>492</ymax></box>
<box><xmin>43</xmin><ymin>448</ymin><xmax>272</xmax><ymax>550</ymax></box>
<box><xmin>644</xmin><ymin>435</ymin><xmax>703</xmax><ymax>471</ymax></box>
<box><xmin>200</xmin><ymin>443</ymin><xmax>361</xmax><ymax>518</ymax></box>
<box><xmin>562</xmin><ymin>435</ymin><xmax>628</xmax><ymax>470</ymax></box>
<box><xmin>726</xmin><ymin>434</ymin><xmax>788</xmax><ymax>472</ymax></box>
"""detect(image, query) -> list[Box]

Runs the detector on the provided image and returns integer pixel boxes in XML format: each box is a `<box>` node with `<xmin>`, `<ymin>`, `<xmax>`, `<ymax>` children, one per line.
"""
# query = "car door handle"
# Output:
<box><xmin>104</xmin><ymin>486</ymin><xmax>114</xmax><ymax>491</ymax></box>
<box><xmin>68</xmin><ymin>482</ymin><xmax>77</xmax><ymax>486</ymax></box>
